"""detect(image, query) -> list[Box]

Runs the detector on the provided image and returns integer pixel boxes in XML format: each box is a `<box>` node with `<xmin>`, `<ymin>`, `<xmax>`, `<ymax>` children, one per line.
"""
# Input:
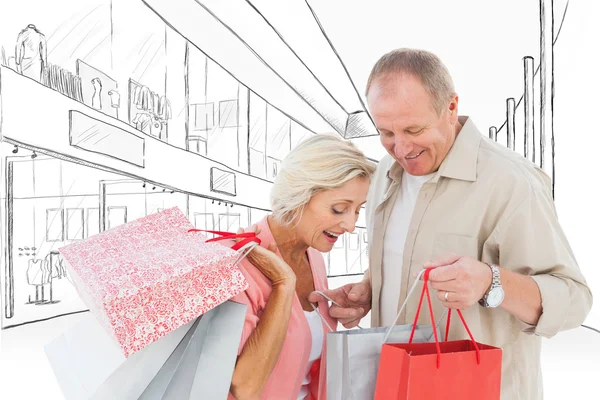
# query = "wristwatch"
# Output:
<box><xmin>479</xmin><ymin>263</ymin><xmax>504</xmax><ymax>308</ymax></box>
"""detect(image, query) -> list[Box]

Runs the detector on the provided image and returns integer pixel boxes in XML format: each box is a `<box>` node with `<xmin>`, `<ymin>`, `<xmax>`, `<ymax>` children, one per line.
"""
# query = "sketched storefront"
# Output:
<box><xmin>0</xmin><ymin>64</ymin><xmax>277</xmax><ymax>328</ymax></box>
<box><xmin>0</xmin><ymin>0</ymin><xmax>368</xmax><ymax>329</ymax></box>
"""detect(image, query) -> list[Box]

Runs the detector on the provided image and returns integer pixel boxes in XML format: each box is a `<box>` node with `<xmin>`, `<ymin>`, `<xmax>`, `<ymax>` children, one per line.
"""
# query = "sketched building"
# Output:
<box><xmin>0</xmin><ymin>0</ymin><xmax>376</xmax><ymax>328</ymax></box>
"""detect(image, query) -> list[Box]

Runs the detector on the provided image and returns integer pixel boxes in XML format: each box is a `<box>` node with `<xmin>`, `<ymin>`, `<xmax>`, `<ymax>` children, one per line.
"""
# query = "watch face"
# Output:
<box><xmin>486</xmin><ymin>287</ymin><xmax>505</xmax><ymax>307</ymax></box>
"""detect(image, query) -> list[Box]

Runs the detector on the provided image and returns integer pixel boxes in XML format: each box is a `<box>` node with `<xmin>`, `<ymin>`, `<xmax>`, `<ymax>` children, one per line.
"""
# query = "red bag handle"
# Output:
<box><xmin>187</xmin><ymin>229</ymin><xmax>261</xmax><ymax>251</ymax></box>
<box><xmin>407</xmin><ymin>267</ymin><xmax>481</xmax><ymax>368</ymax></box>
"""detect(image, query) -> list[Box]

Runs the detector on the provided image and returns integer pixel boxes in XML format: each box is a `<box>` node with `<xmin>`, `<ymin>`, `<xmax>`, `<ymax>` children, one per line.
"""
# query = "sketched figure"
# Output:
<box><xmin>46</xmin><ymin>251</ymin><xmax>66</xmax><ymax>279</ymax></box>
<box><xmin>158</xmin><ymin>95</ymin><xmax>172</xmax><ymax>120</ymax></box>
<box><xmin>108</xmin><ymin>89</ymin><xmax>120</xmax><ymax>119</ymax></box>
<box><xmin>107</xmin><ymin>89</ymin><xmax>120</xmax><ymax>108</ymax></box>
<box><xmin>133</xmin><ymin>112</ymin><xmax>152</xmax><ymax>133</ymax></box>
<box><xmin>1</xmin><ymin>46</ymin><xmax>6</xmax><ymax>66</ymax></box>
<box><xmin>26</xmin><ymin>258</ymin><xmax>46</xmax><ymax>304</ymax></box>
<box><xmin>91</xmin><ymin>77</ymin><xmax>103</xmax><ymax>110</ymax></box>
<box><xmin>158</xmin><ymin>95</ymin><xmax>172</xmax><ymax>138</ymax></box>
<box><xmin>15</xmin><ymin>24</ymin><xmax>47</xmax><ymax>83</ymax></box>
<box><xmin>38</xmin><ymin>251</ymin><xmax>63</xmax><ymax>305</ymax></box>
<box><xmin>133</xmin><ymin>112</ymin><xmax>162</xmax><ymax>137</ymax></box>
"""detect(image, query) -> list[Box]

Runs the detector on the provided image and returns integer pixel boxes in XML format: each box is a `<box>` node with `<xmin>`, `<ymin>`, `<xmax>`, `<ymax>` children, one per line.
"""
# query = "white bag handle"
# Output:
<box><xmin>309</xmin><ymin>269</ymin><xmax>447</xmax><ymax>340</ymax></box>
<box><xmin>382</xmin><ymin>269</ymin><xmax>447</xmax><ymax>344</ymax></box>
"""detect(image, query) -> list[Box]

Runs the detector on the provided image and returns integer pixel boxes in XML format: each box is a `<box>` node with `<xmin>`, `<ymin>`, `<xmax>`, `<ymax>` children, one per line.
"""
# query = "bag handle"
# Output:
<box><xmin>310</xmin><ymin>292</ymin><xmax>356</xmax><ymax>332</ymax></box>
<box><xmin>187</xmin><ymin>229</ymin><xmax>261</xmax><ymax>251</ymax></box>
<box><xmin>188</xmin><ymin>228</ymin><xmax>261</xmax><ymax>266</ymax></box>
<box><xmin>309</xmin><ymin>276</ymin><xmax>446</xmax><ymax>340</ymax></box>
<box><xmin>381</xmin><ymin>269</ymin><xmax>448</xmax><ymax>344</ymax></box>
<box><xmin>408</xmin><ymin>268</ymin><xmax>481</xmax><ymax>368</ymax></box>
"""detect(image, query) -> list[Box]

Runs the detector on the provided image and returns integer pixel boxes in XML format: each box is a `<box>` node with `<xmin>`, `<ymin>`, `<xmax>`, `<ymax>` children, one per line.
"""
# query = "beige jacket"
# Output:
<box><xmin>365</xmin><ymin>116</ymin><xmax>593</xmax><ymax>400</ymax></box>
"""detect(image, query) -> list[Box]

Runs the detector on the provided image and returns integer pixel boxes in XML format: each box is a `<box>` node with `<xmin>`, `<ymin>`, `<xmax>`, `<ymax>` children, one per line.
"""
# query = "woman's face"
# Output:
<box><xmin>295</xmin><ymin>177</ymin><xmax>370</xmax><ymax>252</ymax></box>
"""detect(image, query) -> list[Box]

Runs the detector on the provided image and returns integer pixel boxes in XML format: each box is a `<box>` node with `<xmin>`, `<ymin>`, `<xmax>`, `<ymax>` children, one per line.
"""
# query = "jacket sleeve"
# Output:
<box><xmin>492</xmin><ymin>181</ymin><xmax>593</xmax><ymax>338</ymax></box>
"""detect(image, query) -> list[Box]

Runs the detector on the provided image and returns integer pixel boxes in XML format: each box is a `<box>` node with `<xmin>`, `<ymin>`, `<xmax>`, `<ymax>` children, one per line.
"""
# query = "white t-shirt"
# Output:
<box><xmin>380</xmin><ymin>170</ymin><xmax>435</xmax><ymax>327</ymax></box>
<box><xmin>297</xmin><ymin>310</ymin><xmax>324</xmax><ymax>400</ymax></box>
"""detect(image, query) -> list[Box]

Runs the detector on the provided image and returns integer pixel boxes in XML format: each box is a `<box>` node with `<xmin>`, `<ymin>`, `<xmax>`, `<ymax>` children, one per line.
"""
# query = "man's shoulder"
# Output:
<box><xmin>477</xmin><ymin>138</ymin><xmax>552</xmax><ymax>194</ymax></box>
<box><xmin>376</xmin><ymin>154</ymin><xmax>395</xmax><ymax>173</ymax></box>
<box><xmin>365</xmin><ymin>155</ymin><xmax>394</xmax><ymax>214</ymax></box>
<box><xmin>370</xmin><ymin>154</ymin><xmax>395</xmax><ymax>186</ymax></box>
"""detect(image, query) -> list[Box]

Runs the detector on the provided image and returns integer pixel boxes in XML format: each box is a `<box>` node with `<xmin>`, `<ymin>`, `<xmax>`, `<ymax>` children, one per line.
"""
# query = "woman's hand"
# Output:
<box><xmin>230</xmin><ymin>226</ymin><xmax>297</xmax><ymax>399</ymax></box>
<box><xmin>236</xmin><ymin>226</ymin><xmax>296</xmax><ymax>287</ymax></box>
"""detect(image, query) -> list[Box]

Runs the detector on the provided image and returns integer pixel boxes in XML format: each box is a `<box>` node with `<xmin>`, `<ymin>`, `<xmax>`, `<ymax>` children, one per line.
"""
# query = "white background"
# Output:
<box><xmin>1</xmin><ymin>0</ymin><xmax>599</xmax><ymax>398</ymax></box>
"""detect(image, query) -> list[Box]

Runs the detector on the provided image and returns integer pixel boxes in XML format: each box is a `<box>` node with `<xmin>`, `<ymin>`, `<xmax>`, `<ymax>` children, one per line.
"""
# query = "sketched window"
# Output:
<box><xmin>46</xmin><ymin>208</ymin><xmax>64</xmax><ymax>242</ymax></box>
<box><xmin>194</xmin><ymin>213</ymin><xmax>215</xmax><ymax>237</ymax></box>
<box><xmin>194</xmin><ymin>213</ymin><xmax>214</xmax><ymax>230</ymax></box>
<box><xmin>349</xmin><ymin>233</ymin><xmax>360</xmax><ymax>251</ymax></box>
<box><xmin>333</xmin><ymin>234</ymin><xmax>345</xmax><ymax>249</ymax></box>
<box><xmin>210</xmin><ymin>168</ymin><xmax>236</xmax><ymax>196</ymax></box>
<box><xmin>219</xmin><ymin>100</ymin><xmax>238</xmax><ymax>128</ymax></box>
<box><xmin>219</xmin><ymin>213</ymin><xmax>241</xmax><ymax>232</ymax></box>
<box><xmin>266</xmin><ymin>157</ymin><xmax>281</xmax><ymax>180</ymax></box>
<box><xmin>188</xmin><ymin>137</ymin><xmax>207</xmax><ymax>156</ymax></box>
<box><xmin>87</xmin><ymin>208</ymin><xmax>100</xmax><ymax>238</ymax></box>
<box><xmin>66</xmin><ymin>208</ymin><xmax>84</xmax><ymax>240</ymax></box>
<box><xmin>108</xmin><ymin>206</ymin><xmax>127</xmax><ymax>229</ymax></box>
<box><xmin>191</xmin><ymin>103</ymin><xmax>214</xmax><ymax>132</ymax></box>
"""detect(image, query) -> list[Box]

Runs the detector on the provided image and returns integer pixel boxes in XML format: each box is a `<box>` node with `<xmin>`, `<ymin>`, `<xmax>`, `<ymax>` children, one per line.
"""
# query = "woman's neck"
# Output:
<box><xmin>267</xmin><ymin>216</ymin><xmax>309</xmax><ymax>265</ymax></box>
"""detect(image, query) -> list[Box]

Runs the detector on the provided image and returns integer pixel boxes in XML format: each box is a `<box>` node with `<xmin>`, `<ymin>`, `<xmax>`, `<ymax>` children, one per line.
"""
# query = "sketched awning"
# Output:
<box><xmin>142</xmin><ymin>0</ymin><xmax>377</xmax><ymax>138</ymax></box>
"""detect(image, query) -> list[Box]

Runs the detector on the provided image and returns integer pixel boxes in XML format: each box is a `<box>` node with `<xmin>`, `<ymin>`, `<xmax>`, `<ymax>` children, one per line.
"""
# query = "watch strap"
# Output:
<box><xmin>480</xmin><ymin>263</ymin><xmax>501</xmax><ymax>307</ymax></box>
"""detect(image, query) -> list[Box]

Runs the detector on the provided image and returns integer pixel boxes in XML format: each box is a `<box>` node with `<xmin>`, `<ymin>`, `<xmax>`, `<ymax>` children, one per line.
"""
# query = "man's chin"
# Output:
<box><xmin>404</xmin><ymin>165</ymin><xmax>433</xmax><ymax>176</ymax></box>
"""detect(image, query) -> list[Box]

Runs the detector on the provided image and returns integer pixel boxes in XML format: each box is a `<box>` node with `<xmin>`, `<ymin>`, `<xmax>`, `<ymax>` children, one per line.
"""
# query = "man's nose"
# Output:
<box><xmin>394</xmin><ymin>136</ymin><xmax>413</xmax><ymax>159</ymax></box>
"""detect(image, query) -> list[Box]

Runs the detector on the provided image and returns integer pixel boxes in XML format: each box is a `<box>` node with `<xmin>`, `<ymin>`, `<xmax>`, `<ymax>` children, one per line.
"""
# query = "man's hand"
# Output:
<box><xmin>420</xmin><ymin>254</ymin><xmax>492</xmax><ymax>310</ymax></box>
<box><xmin>308</xmin><ymin>282</ymin><xmax>372</xmax><ymax>328</ymax></box>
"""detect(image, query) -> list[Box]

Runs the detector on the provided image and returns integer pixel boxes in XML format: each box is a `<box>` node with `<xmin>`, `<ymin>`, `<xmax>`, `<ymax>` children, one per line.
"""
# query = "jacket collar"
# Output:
<box><xmin>385</xmin><ymin>116</ymin><xmax>480</xmax><ymax>183</ymax></box>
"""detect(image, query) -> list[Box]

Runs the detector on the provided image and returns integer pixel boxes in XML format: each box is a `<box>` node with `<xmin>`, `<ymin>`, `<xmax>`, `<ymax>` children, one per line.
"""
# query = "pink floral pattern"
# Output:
<box><xmin>58</xmin><ymin>207</ymin><xmax>248</xmax><ymax>358</ymax></box>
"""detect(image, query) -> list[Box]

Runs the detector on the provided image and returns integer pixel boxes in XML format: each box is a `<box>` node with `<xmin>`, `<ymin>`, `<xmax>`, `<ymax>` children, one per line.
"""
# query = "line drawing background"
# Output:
<box><xmin>0</xmin><ymin>0</ymin><xmax>598</xmax><ymax>398</ymax></box>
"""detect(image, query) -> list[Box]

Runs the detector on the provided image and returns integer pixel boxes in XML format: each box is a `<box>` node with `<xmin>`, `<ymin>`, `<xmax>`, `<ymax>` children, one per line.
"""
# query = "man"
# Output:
<box><xmin>309</xmin><ymin>48</ymin><xmax>592</xmax><ymax>399</ymax></box>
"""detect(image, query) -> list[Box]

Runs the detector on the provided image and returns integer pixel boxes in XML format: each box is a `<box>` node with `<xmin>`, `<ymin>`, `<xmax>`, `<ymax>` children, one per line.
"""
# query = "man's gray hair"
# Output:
<box><xmin>365</xmin><ymin>48</ymin><xmax>456</xmax><ymax>115</ymax></box>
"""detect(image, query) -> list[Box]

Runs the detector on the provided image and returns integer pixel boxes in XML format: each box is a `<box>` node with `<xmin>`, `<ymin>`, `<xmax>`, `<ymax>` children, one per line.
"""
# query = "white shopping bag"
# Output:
<box><xmin>325</xmin><ymin>270</ymin><xmax>447</xmax><ymax>400</ymax></box>
<box><xmin>45</xmin><ymin>312</ymin><xmax>194</xmax><ymax>400</ymax></box>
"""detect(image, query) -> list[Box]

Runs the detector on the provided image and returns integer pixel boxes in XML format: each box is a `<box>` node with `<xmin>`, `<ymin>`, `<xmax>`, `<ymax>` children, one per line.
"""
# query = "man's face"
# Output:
<box><xmin>367</xmin><ymin>73</ymin><xmax>459</xmax><ymax>176</ymax></box>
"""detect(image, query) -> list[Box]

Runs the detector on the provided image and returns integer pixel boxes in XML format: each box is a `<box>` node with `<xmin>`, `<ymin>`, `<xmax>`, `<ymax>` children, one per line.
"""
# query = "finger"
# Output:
<box><xmin>329</xmin><ymin>306</ymin><xmax>364</xmax><ymax>320</ymax></box>
<box><xmin>308</xmin><ymin>289</ymin><xmax>333</xmax><ymax>303</ymax></box>
<box><xmin>340</xmin><ymin>318</ymin><xmax>362</xmax><ymax>329</ymax></box>
<box><xmin>436</xmin><ymin>289</ymin><xmax>459</xmax><ymax>303</ymax></box>
<box><xmin>441</xmin><ymin>301</ymin><xmax>467</xmax><ymax>310</ymax></box>
<box><xmin>428</xmin><ymin>265</ymin><xmax>460</xmax><ymax>282</ymax></box>
<box><xmin>347</xmin><ymin>282</ymin><xmax>371</xmax><ymax>303</ymax></box>
<box><xmin>309</xmin><ymin>284</ymin><xmax>357</xmax><ymax>305</ymax></box>
<box><xmin>430</xmin><ymin>280</ymin><xmax>461</xmax><ymax>292</ymax></box>
<box><xmin>424</xmin><ymin>253</ymin><xmax>461</xmax><ymax>268</ymax></box>
<box><xmin>267</xmin><ymin>242</ymin><xmax>278</xmax><ymax>254</ymax></box>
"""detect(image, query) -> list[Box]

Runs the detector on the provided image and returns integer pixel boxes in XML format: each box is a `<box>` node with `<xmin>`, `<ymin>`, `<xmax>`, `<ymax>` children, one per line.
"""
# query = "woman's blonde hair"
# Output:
<box><xmin>270</xmin><ymin>133</ymin><xmax>376</xmax><ymax>226</ymax></box>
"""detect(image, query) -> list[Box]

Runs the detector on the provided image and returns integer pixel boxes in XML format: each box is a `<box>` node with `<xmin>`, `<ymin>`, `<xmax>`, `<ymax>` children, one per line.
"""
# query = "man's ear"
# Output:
<box><xmin>447</xmin><ymin>94</ymin><xmax>459</xmax><ymax>122</ymax></box>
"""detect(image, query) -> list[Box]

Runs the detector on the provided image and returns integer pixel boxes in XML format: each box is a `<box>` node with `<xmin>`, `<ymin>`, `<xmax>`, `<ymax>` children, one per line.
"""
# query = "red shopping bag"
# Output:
<box><xmin>374</xmin><ymin>268</ymin><xmax>502</xmax><ymax>399</ymax></box>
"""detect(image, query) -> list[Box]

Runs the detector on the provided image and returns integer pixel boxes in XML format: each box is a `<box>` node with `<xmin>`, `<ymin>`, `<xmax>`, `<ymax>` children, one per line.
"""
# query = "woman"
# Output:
<box><xmin>228</xmin><ymin>134</ymin><xmax>376</xmax><ymax>400</ymax></box>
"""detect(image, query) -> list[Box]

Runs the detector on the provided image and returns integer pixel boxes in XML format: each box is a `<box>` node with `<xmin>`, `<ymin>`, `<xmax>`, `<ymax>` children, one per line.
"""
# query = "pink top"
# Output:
<box><xmin>228</xmin><ymin>216</ymin><xmax>337</xmax><ymax>400</ymax></box>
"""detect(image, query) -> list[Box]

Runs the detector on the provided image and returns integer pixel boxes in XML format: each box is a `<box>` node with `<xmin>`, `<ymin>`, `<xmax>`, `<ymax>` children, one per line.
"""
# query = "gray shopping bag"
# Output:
<box><xmin>326</xmin><ymin>323</ymin><xmax>441</xmax><ymax>400</ymax></box>
<box><xmin>325</xmin><ymin>270</ymin><xmax>446</xmax><ymax>400</ymax></box>
<box><xmin>138</xmin><ymin>300</ymin><xmax>248</xmax><ymax>400</ymax></box>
